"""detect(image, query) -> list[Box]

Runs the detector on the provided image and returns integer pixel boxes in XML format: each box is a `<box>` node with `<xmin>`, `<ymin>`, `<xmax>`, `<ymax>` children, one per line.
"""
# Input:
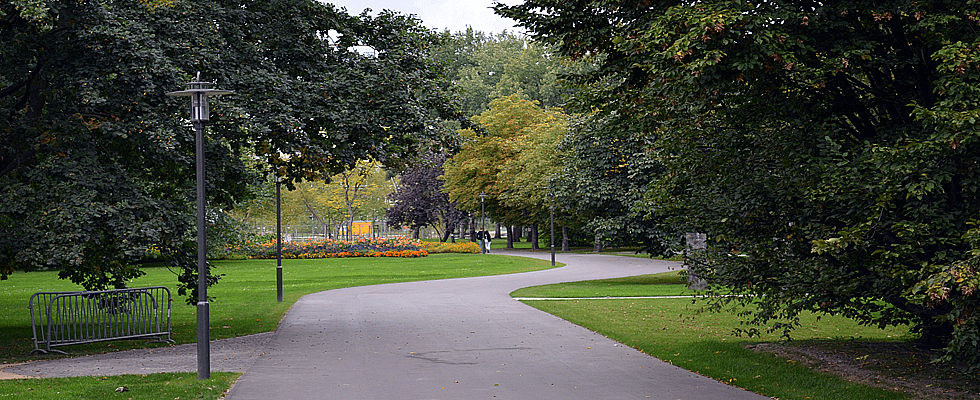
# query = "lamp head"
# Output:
<box><xmin>166</xmin><ymin>72</ymin><xmax>233</xmax><ymax>123</ymax></box>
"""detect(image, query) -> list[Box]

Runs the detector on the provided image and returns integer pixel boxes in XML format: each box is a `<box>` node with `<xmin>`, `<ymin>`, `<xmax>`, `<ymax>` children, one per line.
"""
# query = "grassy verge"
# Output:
<box><xmin>0</xmin><ymin>372</ymin><xmax>239</xmax><ymax>399</ymax></box>
<box><xmin>511</xmin><ymin>271</ymin><xmax>694</xmax><ymax>297</ymax></box>
<box><xmin>1</xmin><ymin>253</ymin><xmax>556</xmax><ymax>361</ymax></box>
<box><xmin>513</xmin><ymin>272</ymin><xmax>927</xmax><ymax>400</ymax></box>
<box><xmin>0</xmin><ymin>253</ymin><xmax>555</xmax><ymax>399</ymax></box>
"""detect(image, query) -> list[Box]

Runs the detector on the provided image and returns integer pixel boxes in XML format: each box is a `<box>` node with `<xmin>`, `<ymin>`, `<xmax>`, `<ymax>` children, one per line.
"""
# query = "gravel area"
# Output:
<box><xmin>0</xmin><ymin>332</ymin><xmax>272</xmax><ymax>379</ymax></box>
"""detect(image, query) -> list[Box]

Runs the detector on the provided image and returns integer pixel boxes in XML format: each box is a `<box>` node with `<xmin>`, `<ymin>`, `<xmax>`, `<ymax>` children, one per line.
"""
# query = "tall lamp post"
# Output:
<box><xmin>549</xmin><ymin>193</ymin><xmax>555</xmax><ymax>266</ymax></box>
<box><xmin>276</xmin><ymin>176</ymin><xmax>283</xmax><ymax>303</ymax></box>
<box><xmin>166</xmin><ymin>72</ymin><xmax>232</xmax><ymax>380</ymax></box>
<box><xmin>478</xmin><ymin>192</ymin><xmax>488</xmax><ymax>254</ymax></box>
<box><xmin>478</xmin><ymin>192</ymin><xmax>487</xmax><ymax>230</ymax></box>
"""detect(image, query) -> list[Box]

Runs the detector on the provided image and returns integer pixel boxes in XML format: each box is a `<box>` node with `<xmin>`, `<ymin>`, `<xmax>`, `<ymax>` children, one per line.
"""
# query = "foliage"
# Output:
<box><xmin>418</xmin><ymin>240</ymin><xmax>480</xmax><ymax>254</ymax></box>
<box><xmin>432</xmin><ymin>29</ymin><xmax>566</xmax><ymax>116</ymax></box>
<box><xmin>443</xmin><ymin>94</ymin><xmax>568</xmax><ymax>232</ymax></box>
<box><xmin>0</xmin><ymin>0</ymin><xmax>462</xmax><ymax>298</ymax></box>
<box><xmin>553</xmin><ymin>113</ymin><xmax>678</xmax><ymax>254</ymax></box>
<box><xmin>240</xmin><ymin>236</ymin><xmax>426</xmax><ymax>259</ymax></box>
<box><xmin>497</xmin><ymin>0</ymin><xmax>980</xmax><ymax>367</ymax></box>
<box><xmin>322</xmin><ymin>161</ymin><xmax>392</xmax><ymax>240</ymax></box>
<box><xmin>385</xmin><ymin>152</ymin><xmax>466</xmax><ymax>240</ymax></box>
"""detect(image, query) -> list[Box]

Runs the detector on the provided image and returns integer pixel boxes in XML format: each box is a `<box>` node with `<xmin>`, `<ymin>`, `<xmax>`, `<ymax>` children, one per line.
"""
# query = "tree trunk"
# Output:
<box><xmin>412</xmin><ymin>226</ymin><xmax>420</xmax><ymax>239</ymax></box>
<box><xmin>506</xmin><ymin>225</ymin><xmax>514</xmax><ymax>249</ymax></box>
<box><xmin>469</xmin><ymin>215</ymin><xmax>477</xmax><ymax>242</ymax></box>
<box><xmin>494</xmin><ymin>223</ymin><xmax>502</xmax><ymax>240</ymax></box>
<box><xmin>915</xmin><ymin>321</ymin><xmax>954</xmax><ymax>349</ymax></box>
<box><xmin>593</xmin><ymin>233</ymin><xmax>603</xmax><ymax>253</ymax></box>
<box><xmin>530</xmin><ymin>224</ymin><xmax>540</xmax><ymax>250</ymax></box>
<box><xmin>440</xmin><ymin>221</ymin><xmax>453</xmax><ymax>242</ymax></box>
<box><xmin>562</xmin><ymin>225</ymin><xmax>570</xmax><ymax>251</ymax></box>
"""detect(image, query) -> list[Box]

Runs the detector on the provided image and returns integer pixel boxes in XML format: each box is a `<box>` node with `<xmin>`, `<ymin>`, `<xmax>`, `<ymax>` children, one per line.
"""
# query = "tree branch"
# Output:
<box><xmin>0</xmin><ymin>79</ymin><xmax>28</xmax><ymax>99</ymax></box>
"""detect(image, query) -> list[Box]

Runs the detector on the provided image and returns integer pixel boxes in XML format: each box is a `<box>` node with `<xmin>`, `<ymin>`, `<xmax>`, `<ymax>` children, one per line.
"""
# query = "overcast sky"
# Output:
<box><xmin>327</xmin><ymin>0</ymin><xmax>524</xmax><ymax>34</ymax></box>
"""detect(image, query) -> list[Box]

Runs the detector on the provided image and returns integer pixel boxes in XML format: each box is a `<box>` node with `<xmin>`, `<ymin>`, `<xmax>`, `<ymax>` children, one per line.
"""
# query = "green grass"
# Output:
<box><xmin>1</xmin><ymin>254</ymin><xmax>556</xmax><ymax>361</ymax></box>
<box><xmin>0</xmin><ymin>253</ymin><xmax>555</xmax><ymax>399</ymax></box>
<box><xmin>511</xmin><ymin>271</ymin><xmax>694</xmax><ymax>297</ymax></box>
<box><xmin>514</xmin><ymin>273</ymin><xmax>914</xmax><ymax>400</ymax></box>
<box><xmin>0</xmin><ymin>372</ymin><xmax>239</xmax><ymax>399</ymax></box>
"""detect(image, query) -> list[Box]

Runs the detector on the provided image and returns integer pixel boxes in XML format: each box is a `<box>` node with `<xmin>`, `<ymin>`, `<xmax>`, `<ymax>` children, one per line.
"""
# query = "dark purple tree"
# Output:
<box><xmin>386</xmin><ymin>153</ymin><xmax>465</xmax><ymax>241</ymax></box>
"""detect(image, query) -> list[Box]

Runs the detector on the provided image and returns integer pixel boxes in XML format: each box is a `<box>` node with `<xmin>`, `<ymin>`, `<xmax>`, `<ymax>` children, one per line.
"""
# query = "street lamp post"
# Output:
<box><xmin>276</xmin><ymin>176</ymin><xmax>283</xmax><ymax>303</ymax></box>
<box><xmin>478</xmin><ymin>193</ymin><xmax>488</xmax><ymax>254</ymax></box>
<box><xmin>478</xmin><ymin>193</ymin><xmax>487</xmax><ymax>230</ymax></box>
<box><xmin>550</xmin><ymin>195</ymin><xmax>555</xmax><ymax>266</ymax></box>
<box><xmin>166</xmin><ymin>72</ymin><xmax>232</xmax><ymax>380</ymax></box>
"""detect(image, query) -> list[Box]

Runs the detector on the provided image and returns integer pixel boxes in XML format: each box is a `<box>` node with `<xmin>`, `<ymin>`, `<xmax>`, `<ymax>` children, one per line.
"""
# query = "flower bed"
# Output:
<box><xmin>244</xmin><ymin>237</ymin><xmax>427</xmax><ymax>259</ymax></box>
<box><xmin>419</xmin><ymin>241</ymin><xmax>481</xmax><ymax>254</ymax></box>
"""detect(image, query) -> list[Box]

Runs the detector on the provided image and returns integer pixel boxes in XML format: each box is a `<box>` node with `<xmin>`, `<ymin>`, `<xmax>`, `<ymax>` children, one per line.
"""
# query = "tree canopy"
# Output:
<box><xmin>385</xmin><ymin>152</ymin><xmax>465</xmax><ymax>240</ymax></box>
<box><xmin>498</xmin><ymin>0</ymin><xmax>980</xmax><ymax>367</ymax></box>
<box><xmin>443</xmin><ymin>94</ymin><xmax>567</xmax><ymax>241</ymax></box>
<box><xmin>1</xmin><ymin>0</ymin><xmax>463</xmax><ymax>298</ymax></box>
<box><xmin>432</xmin><ymin>29</ymin><xmax>567</xmax><ymax>116</ymax></box>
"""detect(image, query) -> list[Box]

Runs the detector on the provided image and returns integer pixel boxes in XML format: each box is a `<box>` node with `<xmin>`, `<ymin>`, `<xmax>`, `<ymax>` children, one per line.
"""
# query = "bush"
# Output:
<box><xmin>420</xmin><ymin>241</ymin><xmax>481</xmax><ymax>254</ymax></box>
<box><xmin>240</xmin><ymin>237</ymin><xmax>427</xmax><ymax>259</ymax></box>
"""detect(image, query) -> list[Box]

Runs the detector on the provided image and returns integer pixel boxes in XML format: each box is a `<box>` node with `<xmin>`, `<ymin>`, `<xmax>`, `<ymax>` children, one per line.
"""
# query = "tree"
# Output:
<box><xmin>497</xmin><ymin>0</ymin><xmax>980</xmax><ymax>367</ymax></box>
<box><xmin>386</xmin><ymin>153</ymin><xmax>465</xmax><ymax>240</ymax></box>
<box><xmin>493</xmin><ymin>98</ymin><xmax>567</xmax><ymax>249</ymax></box>
<box><xmin>0</xmin><ymin>0</ymin><xmax>463</xmax><ymax>301</ymax></box>
<box><xmin>433</xmin><ymin>30</ymin><xmax>566</xmax><ymax>116</ymax></box>
<box><xmin>443</xmin><ymin>95</ymin><xmax>568</xmax><ymax>247</ymax></box>
<box><xmin>330</xmin><ymin>161</ymin><xmax>388</xmax><ymax>240</ymax></box>
<box><xmin>235</xmin><ymin>161</ymin><xmax>395</xmax><ymax>239</ymax></box>
<box><xmin>552</xmin><ymin>113</ymin><xmax>676</xmax><ymax>254</ymax></box>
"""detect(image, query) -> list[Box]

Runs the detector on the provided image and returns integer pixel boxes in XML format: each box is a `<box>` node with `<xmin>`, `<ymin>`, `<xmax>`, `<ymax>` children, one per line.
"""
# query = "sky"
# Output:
<box><xmin>326</xmin><ymin>0</ymin><xmax>524</xmax><ymax>34</ymax></box>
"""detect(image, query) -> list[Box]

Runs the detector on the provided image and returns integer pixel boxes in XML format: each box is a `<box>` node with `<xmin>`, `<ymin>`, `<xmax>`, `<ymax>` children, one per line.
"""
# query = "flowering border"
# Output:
<box><xmin>240</xmin><ymin>237</ymin><xmax>428</xmax><ymax>259</ymax></box>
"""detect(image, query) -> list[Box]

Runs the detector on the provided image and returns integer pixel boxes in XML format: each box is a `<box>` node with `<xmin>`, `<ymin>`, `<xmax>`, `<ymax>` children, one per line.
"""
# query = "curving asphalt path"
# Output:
<box><xmin>225</xmin><ymin>250</ymin><xmax>765</xmax><ymax>400</ymax></box>
<box><xmin>4</xmin><ymin>250</ymin><xmax>767</xmax><ymax>399</ymax></box>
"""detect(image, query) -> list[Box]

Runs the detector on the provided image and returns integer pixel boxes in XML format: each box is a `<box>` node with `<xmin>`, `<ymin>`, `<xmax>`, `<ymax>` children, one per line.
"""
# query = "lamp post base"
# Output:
<box><xmin>197</xmin><ymin>301</ymin><xmax>210</xmax><ymax>380</ymax></box>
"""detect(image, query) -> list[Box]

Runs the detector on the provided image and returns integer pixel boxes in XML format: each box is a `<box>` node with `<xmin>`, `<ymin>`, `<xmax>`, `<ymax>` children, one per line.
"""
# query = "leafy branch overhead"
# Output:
<box><xmin>497</xmin><ymin>0</ymin><xmax>980</xmax><ymax>369</ymax></box>
<box><xmin>0</xmin><ymin>0</ymin><xmax>464</xmax><ymax>298</ymax></box>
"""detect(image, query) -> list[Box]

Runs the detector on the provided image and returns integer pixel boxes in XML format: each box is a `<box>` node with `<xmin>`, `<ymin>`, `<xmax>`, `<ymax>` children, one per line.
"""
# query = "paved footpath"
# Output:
<box><xmin>225</xmin><ymin>250</ymin><xmax>766</xmax><ymax>400</ymax></box>
<box><xmin>4</xmin><ymin>251</ymin><xmax>767</xmax><ymax>399</ymax></box>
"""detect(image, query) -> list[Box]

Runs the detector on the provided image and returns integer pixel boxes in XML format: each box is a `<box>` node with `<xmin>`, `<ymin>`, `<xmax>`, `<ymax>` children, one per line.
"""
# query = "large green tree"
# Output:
<box><xmin>1</xmin><ymin>0</ymin><xmax>461</xmax><ymax>299</ymax></box>
<box><xmin>443</xmin><ymin>95</ymin><xmax>568</xmax><ymax>247</ymax></box>
<box><xmin>498</xmin><ymin>0</ymin><xmax>980</xmax><ymax>367</ymax></box>
<box><xmin>552</xmin><ymin>112</ymin><xmax>676</xmax><ymax>254</ymax></box>
<box><xmin>433</xmin><ymin>30</ymin><xmax>566</xmax><ymax>116</ymax></box>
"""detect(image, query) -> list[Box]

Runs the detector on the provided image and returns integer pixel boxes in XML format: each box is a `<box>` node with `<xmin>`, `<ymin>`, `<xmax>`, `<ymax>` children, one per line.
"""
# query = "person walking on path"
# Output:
<box><xmin>477</xmin><ymin>229</ymin><xmax>487</xmax><ymax>253</ymax></box>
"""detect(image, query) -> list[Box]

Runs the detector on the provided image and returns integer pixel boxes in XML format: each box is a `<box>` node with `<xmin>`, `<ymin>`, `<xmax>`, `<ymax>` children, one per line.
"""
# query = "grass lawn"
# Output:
<box><xmin>0</xmin><ymin>253</ymin><xmax>556</xmax><ymax>399</ymax></box>
<box><xmin>511</xmin><ymin>271</ymin><xmax>696</xmax><ymax>297</ymax></box>
<box><xmin>512</xmin><ymin>272</ymin><xmax>951</xmax><ymax>400</ymax></box>
<box><xmin>1</xmin><ymin>253</ymin><xmax>556</xmax><ymax>361</ymax></box>
<box><xmin>0</xmin><ymin>372</ymin><xmax>240</xmax><ymax>399</ymax></box>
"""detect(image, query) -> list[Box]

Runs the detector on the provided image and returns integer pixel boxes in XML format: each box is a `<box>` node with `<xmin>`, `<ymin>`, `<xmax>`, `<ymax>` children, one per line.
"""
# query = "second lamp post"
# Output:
<box><xmin>166</xmin><ymin>72</ymin><xmax>232</xmax><ymax>380</ymax></box>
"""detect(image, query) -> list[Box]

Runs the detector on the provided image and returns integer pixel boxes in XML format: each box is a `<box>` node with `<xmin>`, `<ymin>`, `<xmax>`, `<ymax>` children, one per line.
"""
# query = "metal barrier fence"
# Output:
<box><xmin>28</xmin><ymin>286</ymin><xmax>175</xmax><ymax>355</ymax></box>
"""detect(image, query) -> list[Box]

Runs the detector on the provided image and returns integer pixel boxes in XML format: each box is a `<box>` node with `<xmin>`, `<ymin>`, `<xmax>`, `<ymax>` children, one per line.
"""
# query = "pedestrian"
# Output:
<box><xmin>485</xmin><ymin>231</ymin><xmax>492</xmax><ymax>253</ymax></box>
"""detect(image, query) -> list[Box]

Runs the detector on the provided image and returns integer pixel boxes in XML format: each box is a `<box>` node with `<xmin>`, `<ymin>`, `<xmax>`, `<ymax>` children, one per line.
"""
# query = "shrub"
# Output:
<box><xmin>238</xmin><ymin>237</ymin><xmax>428</xmax><ymax>259</ymax></box>
<box><xmin>420</xmin><ymin>241</ymin><xmax>480</xmax><ymax>254</ymax></box>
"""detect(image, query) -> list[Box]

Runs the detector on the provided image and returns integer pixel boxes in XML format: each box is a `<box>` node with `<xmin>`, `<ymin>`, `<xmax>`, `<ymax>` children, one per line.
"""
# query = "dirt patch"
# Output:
<box><xmin>0</xmin><ymin>362</ymin><xmax>35</xmax><ymax>380</ymax></box>
<box><xmin>749</xmin><ymin>341</ymin><xmax>980</xmax><ymax>400</ymax></box>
